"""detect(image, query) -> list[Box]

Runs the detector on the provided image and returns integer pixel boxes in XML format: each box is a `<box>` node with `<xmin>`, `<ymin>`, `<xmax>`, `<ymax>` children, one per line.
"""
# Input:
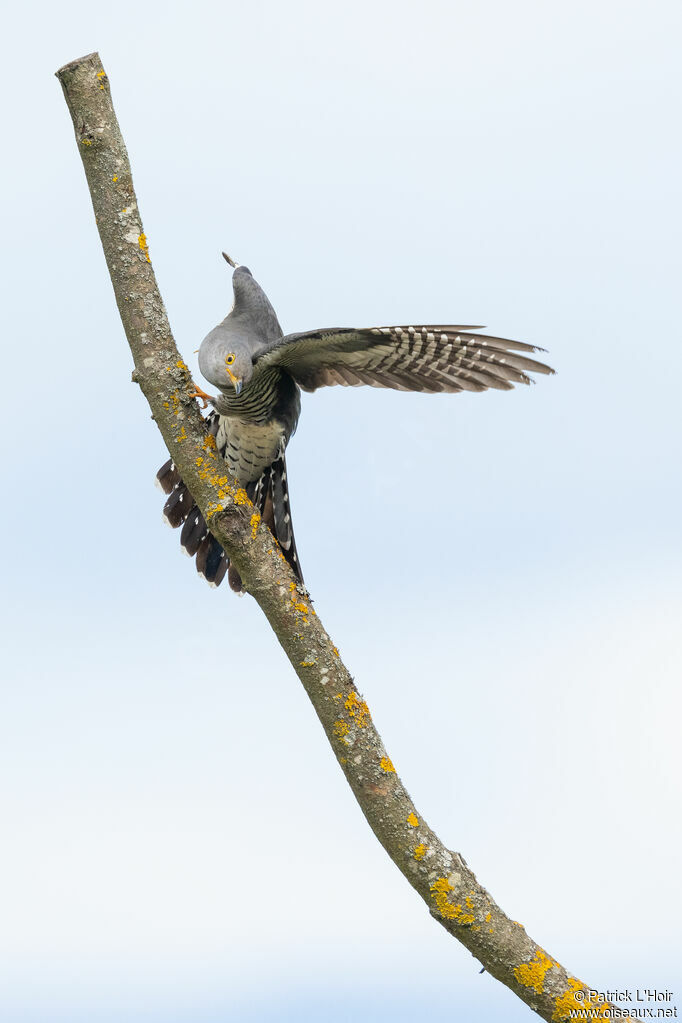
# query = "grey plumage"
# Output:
<box><xmin>158</xmin><ymin>263</ymin><xmax>554</xmax><ymax>592</ymax></box>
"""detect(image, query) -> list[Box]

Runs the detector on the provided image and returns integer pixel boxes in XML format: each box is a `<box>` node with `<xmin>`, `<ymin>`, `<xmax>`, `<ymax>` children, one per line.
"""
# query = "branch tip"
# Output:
<box><xmin>55</xmin><ymin>52</ymin><xmax>101</xmax><ymax>78</ymax></box>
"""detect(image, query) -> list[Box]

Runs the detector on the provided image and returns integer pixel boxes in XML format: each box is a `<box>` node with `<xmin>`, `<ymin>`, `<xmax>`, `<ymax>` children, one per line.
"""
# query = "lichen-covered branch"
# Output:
<box><xmin>57</xmin><ymin>52</ymin><xmax>607</xmax><ymax>1022</ymax></box>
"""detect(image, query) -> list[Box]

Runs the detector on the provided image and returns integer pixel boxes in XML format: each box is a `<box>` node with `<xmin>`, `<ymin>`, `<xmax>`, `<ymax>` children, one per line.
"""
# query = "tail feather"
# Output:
<box><xmin>270</xmin><ymin>449</ymin><xmax>303</xmax><ymax>584</ymax></box>
<box><xmin>155</xmin><ymin>413</ymin><xmax>304</xmax><ymax>592</ymax></box>
<box><xmin>156</xmin><ymin>458</ymin><xmax>180</xmax><ymax>495</ymax></box>
<box><xmin>162</xmin><ymin>480</ymin><xmax>192</xmax><ymax>528</ymax></box>
<box><xmin>195</xmin><ymin>534</ymin><xmax>211</xmax><ymax>576</ymax></box>
<box><xmin>204</xmin><ymin>537</ymin><xmax>227</xmax><ymax>583</ymax></box>
<box><xmin>213</xmin><ymin>551</ymin><xmax>229</xmax><ymax>587</ymax></box>
<box><xmin>180</xmin><ymin>509</ymin><xmax>208</xmax><ymax>557</ymax></box>
<box><xmin>196</xmin><ymin>534</ymin><xmax>228</xmax><ymax>586</ymax></box>
<box><xmin>227</xmin><ymin>563</ymin><xmax>245</xmax><ymax>592</ymax></box>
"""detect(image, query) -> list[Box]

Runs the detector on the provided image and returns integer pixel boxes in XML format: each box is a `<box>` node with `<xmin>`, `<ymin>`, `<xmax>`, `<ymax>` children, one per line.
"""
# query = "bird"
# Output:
<box><xmin>157</xmin><ymin>256</ymin><xmax>554</xmax><ymax>592</ymax></box>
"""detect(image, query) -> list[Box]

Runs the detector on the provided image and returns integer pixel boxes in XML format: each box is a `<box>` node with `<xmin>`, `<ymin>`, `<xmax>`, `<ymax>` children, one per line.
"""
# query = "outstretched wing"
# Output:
<box><xmin>254</xmin><ymin>325</ymin><xmax>553</xmax><ymax>393</ymax></box>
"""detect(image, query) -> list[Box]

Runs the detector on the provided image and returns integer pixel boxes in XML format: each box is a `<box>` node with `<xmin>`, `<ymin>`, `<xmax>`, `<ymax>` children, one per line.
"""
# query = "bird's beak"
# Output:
<box><xmin>226</xmin><ymin>366</ymin><xmax>243</xmax><ymax>395</ymax></box>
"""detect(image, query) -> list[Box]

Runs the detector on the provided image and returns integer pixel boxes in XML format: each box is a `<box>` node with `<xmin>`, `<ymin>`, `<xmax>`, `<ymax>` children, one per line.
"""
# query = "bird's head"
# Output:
<box><xmin>198</xmin><ymin>328</ymin><xmax>254</xmax><ymax>396</ymax></box>
<box><xmin>196</xmin><ymin>263</ymin><xmax>282</xmax><ymax>396</ymax></box>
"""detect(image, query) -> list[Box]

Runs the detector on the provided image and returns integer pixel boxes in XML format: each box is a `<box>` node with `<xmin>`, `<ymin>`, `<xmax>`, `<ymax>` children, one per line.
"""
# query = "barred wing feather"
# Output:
<box><xmin>256</xmin><ymin>326</ymin><xmax>553</xmax><ymax>394</ymax></box>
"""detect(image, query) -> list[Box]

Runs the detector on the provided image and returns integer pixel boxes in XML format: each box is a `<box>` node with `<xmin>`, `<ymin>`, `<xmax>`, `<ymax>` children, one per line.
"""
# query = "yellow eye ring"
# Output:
<box><xmin>225</xmin><ymin>353</ymin><xmax>236</xmax><ymax>365</ymax></box>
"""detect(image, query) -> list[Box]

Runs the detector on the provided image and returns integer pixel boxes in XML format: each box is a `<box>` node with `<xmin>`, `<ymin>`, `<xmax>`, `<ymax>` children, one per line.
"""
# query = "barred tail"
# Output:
<box><xmin>256</xmin><ymin>445</ymin><xmax>303</xmax><ymax>588</ymax></box>
<box><xmin>156</xmin><ymin>417</ymin><xmax>303</xmax><ymax>593</ymax></box>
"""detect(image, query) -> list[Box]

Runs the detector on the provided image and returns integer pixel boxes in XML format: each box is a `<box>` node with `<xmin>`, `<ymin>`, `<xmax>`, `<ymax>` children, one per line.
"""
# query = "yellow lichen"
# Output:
<box><xmin>429</xmin><ymin>877</ymin><xmax>456</xmax><ymax>919</ymax></box>
<box><xmin>287</xmin><ymin>580</ymin><xmax>311</xmax><ymax>619</ymax></box>
<box><xmin>96</xmin><ymin>69</ymin><xmax>106</xmax><ymax>89</ymax></box>
<box><xmin>413</xmin><ymin>844</ymin><xmax>427</xmax><ymax>860</ymax></box>
<box><xmin>379</xmin><ymin>756</ymin><xmax>395</xmax><ymax>773</ymax></box>
<box><xmin>514</xmin><ymin>949</ymin><xmax>558</xmax><ymax>995</ymax></box>
<box><xmin>406</xmin><ymin>812</ymin><xmax>419</xmax><ymax>827</ymax></box>
<box><xmin>112</xmin><ymin>175</ymin><xmax>119</xmax><ymax>182</ymax></box>
<box><xmin>175</xmin><ymin>427</ymin><xmax>187</xmax><ymax>442</ymax></box>
<box><xmin>552</xmin><ymin>978</ymin><xmax>612</xmax><ymax>1021</ymax></box>
<box><xmin>81</xmin><ymin>138</ymin><xmax>92</xmax><ymax>146</ymax></box>
<box><xmin>344</xmin><ymin>692</ymin><xmax>370</xmax><ymax>728</ymax></box>
<box><xmin>138</xmin><ymin>233</ymin><xmax>151</xmax><ymax>262</ymax></box>
<box><xmin>333</xmin><ymin>720</ymin><xmax>350</xmax><ymax>742</ymax></box>
<box><xmin>250</xmin><ymin>512</ymin><xmax>261</xmax><ymax>538</ymax></box>
<box><xmin>429</xmin><ymin>877</ymin><xmax>474</xmax><ymax>925</ymax></box>
<box><xmin>485</xmin><ymin>912</ymin><xmax>491</xmax><ymax>922</ymax></box>
<box><xmin>300</xmin><ymin>660</ymin><xmax>316</xmax><ymax>667</ymax></box>
<box><xmin>176</xmin><ymin>358</ymin><xmax>188</xmax><ymax>372</ymax></box>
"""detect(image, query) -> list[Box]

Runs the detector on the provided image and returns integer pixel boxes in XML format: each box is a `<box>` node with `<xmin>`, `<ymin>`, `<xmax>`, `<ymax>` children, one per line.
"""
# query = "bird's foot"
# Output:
<box><xmin>188</xmin><ymin>382</ymin><xmax>214</xmax><ymax>409</ymax></box>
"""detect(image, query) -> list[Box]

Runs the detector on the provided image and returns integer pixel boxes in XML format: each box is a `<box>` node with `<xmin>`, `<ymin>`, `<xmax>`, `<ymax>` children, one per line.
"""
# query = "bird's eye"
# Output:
<box><xmin>225</xmin><ymin>354</ymin><xmax>236</xmax><ymax>366</ymax></box>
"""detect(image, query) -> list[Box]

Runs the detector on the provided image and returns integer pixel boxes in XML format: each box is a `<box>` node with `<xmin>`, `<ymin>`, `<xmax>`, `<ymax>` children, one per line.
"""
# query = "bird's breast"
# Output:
<box><xmin>215</xmin><ymin>416</ymin><xmax>288</xmax><ymax>486</ymax></box>
<box><xmin>213</xmin><ymin>366</ymin><xmax>283</xmax><ymax>423</ymax></box>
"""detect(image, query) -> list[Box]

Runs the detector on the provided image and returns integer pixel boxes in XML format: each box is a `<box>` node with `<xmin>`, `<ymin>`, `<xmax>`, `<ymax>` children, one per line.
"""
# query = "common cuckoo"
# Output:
<box><xmin>157</xmin><ymin>261</ymin><xmax>553</xmax><ymax>592</ymax></box>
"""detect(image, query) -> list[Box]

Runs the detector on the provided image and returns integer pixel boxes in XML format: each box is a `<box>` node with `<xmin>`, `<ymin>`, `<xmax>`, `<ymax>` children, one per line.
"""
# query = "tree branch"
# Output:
<box><xmin>57</xmin><ymin>51</ymin><xmax>606</xmax><ymax>1022</ymax></box>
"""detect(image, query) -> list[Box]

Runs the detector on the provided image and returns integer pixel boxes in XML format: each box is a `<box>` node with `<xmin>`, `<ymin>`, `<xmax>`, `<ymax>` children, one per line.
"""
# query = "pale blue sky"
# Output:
<box><xmin>1</xmin><ymin>1</ymin><xmax>681</xmax><ymax>1020</ymax></box>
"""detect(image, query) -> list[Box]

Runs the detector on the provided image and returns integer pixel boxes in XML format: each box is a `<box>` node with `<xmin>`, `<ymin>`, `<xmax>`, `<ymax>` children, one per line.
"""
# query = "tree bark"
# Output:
<box><xmin>56</xmin><ymin>51</ymin><xmax>610</xmax><ymax>1022</ymax></box>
